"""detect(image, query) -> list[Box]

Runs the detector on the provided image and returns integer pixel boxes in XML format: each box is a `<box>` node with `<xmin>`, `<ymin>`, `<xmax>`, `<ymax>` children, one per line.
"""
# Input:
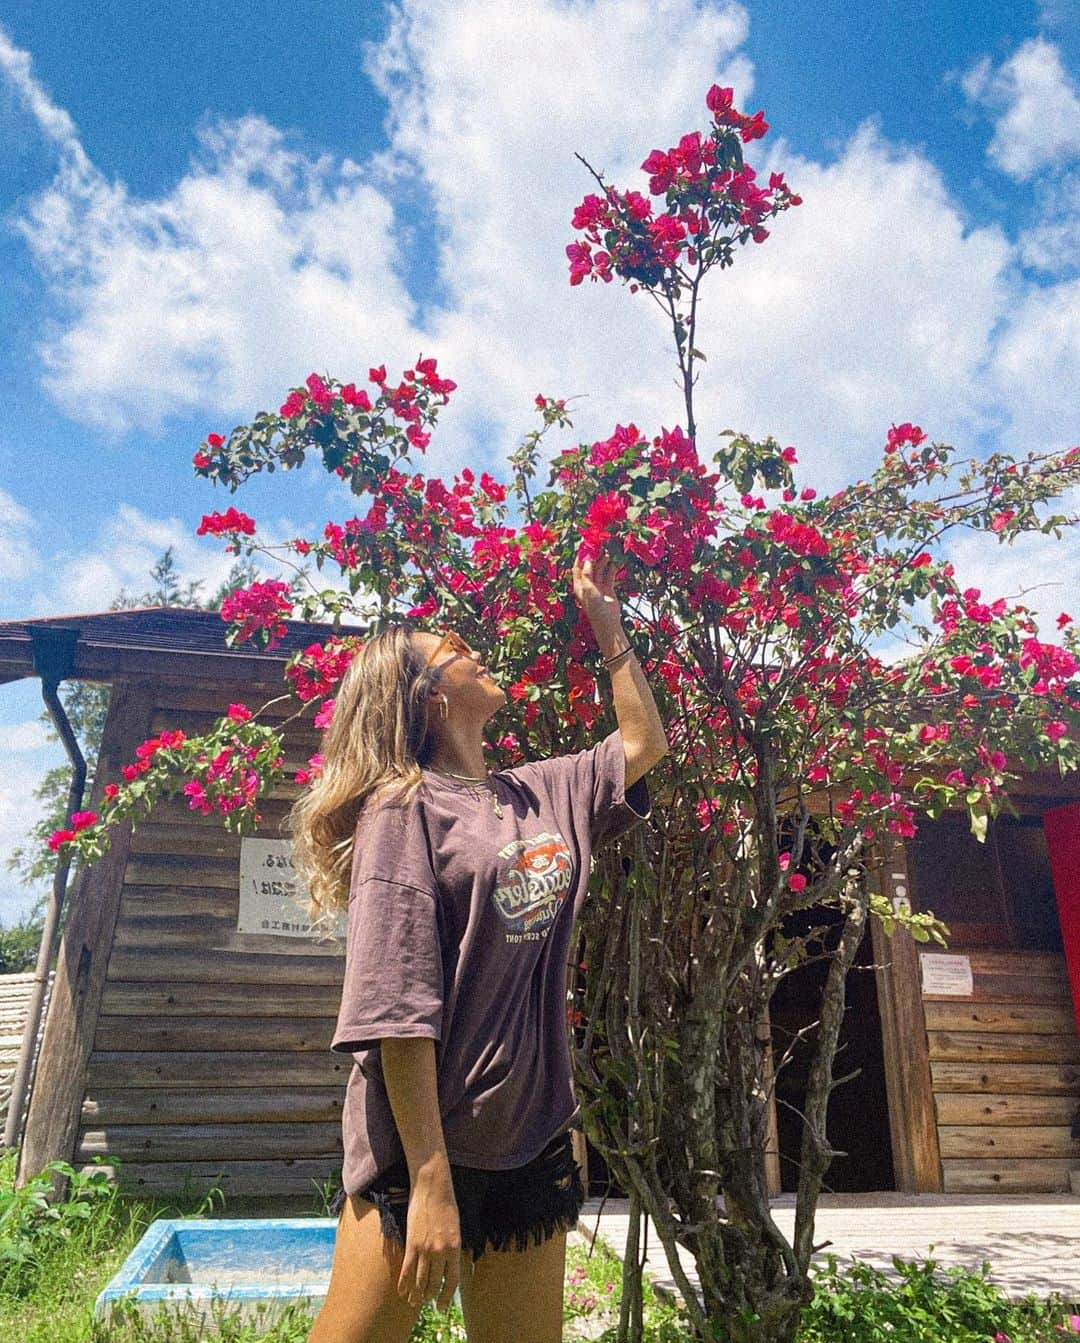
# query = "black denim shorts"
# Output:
<box><xmin>327</xmin><ymin>1130</ymin><xmax>585</xmax><ymax>1262</ymax></box>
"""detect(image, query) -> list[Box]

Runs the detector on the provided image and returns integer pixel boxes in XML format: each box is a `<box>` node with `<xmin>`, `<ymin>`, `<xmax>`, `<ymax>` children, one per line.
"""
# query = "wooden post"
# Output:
<box><xmin>870</xmin><ymin>838</ymin><xmax>943</xmax><ymax>1192</ymax></box>
<box><xmin>17</xmin><ymin>680</ymin><xmax>156</xmax><ymax>1194</ymax></box>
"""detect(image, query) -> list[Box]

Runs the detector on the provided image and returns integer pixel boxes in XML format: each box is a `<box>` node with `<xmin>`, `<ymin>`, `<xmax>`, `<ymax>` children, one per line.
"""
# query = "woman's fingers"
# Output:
<box><xmin>413</xmin><ymin>1250</ymin><xmax>430</xmax><ymax>1305</ymax></box>
<box><xmin>434</xmin><ymin>1255</ymin><xmax>459</xmax><ymax>1312</ymax></box>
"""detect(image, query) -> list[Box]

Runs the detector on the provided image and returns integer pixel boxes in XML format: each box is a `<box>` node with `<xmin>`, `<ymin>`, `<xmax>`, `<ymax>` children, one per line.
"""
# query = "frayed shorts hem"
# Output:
<box><xmin>327</xmin><ymin>1130</ymin><xmax>585</xmax><ymax>1262</ymax></box>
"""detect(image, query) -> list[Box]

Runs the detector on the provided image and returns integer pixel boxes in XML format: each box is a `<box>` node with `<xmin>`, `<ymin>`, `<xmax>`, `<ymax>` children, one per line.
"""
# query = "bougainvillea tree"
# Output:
<box><xmin>53</xmin><ymin>87</ymin><xmax>1079</xmax><ymax>1343</ymax></box>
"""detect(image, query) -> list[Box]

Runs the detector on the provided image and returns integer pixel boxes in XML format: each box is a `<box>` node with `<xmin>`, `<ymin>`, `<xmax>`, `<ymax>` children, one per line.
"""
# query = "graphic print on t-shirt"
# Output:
<box><xmin>492</xmin><ymin>830</ymin><xmax>574</xmax><ymax>942</ymax></box>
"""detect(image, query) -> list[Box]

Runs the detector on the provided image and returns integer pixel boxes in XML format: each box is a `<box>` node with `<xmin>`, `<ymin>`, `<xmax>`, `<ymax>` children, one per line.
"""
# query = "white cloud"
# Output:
<box><xmin>20</xmin><ymin>501</ymin><xmax>302</xmax><ymax>617</ymax></box>
<box><xmin>0</xmin><ymin>23</ymin><xmax>417</xmax><ymax>436</ymax></box>
<box><xmin>1019</xmin><ymin>171</ymin><xmax>1080</xmax><ymax>275</ymax></box>
<box><xmin>942</xmin><ymin>488</ymin><xmax>1080</xmax><ymax>640</ymax></box>
<box><xmin>0</xmin><ymin>719</ymin><xmax>50</xmax><ymax>752</ymax></box>
<box><xmin>962</xmin><ymin>37</ymin><xmax>1080</xmax><ymax>181</ymax></box>
<box><xmin>989</xmin><ymin>276</ymin><xmax>1080</xmax><ymax>453</ymax></box>
<box><xmin>0</xmin><ymin>488</ymin><xmax>37</xmax><ymax>583</ymax></box>
<box><xmin>0</xmin><ymin>3</ymin><xmax>1074</xmax><ymax>560</ymax></box>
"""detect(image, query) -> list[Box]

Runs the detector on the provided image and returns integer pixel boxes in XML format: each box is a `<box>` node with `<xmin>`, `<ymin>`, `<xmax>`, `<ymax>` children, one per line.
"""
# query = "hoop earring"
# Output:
<box><xmin>438</xmin><ymin>696</ymin><xmax>449</xmax><ymax>721</ymax></box>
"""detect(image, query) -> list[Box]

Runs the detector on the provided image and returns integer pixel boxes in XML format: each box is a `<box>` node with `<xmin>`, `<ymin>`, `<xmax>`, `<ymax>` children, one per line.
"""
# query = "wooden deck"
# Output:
<box><xmin>575</xmin><ymin>1193</ymin><xmax>1080</xmax><ymax>1302</ymax></box>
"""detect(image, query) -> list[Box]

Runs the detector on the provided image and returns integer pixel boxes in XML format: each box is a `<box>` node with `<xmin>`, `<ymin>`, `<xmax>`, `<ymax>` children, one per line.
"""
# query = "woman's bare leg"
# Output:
<box><xmin>307</xmin><ymin>1193</ymin><xmax>445</xmax><ymax>1343</ymax></box>
<box><xmin>458</xmin><ymin>1230</ymin><xmax>567</xmax><ymax>1343</ymax></box>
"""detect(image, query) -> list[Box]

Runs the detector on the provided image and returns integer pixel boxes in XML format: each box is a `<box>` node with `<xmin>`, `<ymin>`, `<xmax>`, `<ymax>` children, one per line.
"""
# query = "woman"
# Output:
<box><xmin>298</xmin><ymin>549</ymin><xmax>668</xmax><ymax>1343</ymax></box>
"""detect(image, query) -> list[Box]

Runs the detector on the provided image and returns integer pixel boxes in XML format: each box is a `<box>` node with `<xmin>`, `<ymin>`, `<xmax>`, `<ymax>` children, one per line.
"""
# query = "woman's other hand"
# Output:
<box><xmin>398</xmin><ymin>1169</ymin><xmax>462</xmax><ymax>1312</ymax></box>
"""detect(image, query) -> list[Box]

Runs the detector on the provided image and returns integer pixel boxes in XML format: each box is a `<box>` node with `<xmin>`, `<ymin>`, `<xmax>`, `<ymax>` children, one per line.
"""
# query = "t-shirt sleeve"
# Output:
<box><xmin>330</xmin><ymin>791</ymin><xmax>444</xmax><ymax>1055</ymax></box>
<box><xmin>509</xmin><ymin>727</ymin><xmax>653</xmax><ymax>850</ymax></box>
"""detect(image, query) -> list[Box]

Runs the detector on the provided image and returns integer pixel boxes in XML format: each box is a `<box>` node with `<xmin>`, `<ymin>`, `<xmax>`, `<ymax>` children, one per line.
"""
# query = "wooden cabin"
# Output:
<box><xmin>1</xmin><ymin>608</ymin><xmax>351</xmax><ymax>1211</ymax></box>
<box><xmin>769</xmin><ymin>785</ymin><xmax>1080</xmax><ymax>1197</ymax></box>
<box><xmin>1</xmin><ymin>606</ymin><xmax>1078</xmax><ymax>1209</ymax></box>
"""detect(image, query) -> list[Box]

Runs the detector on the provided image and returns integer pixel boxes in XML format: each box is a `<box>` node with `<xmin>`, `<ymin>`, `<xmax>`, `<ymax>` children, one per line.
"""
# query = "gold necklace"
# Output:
<box><xmin>427</xmin><ymin>765</ymin><xmax>504</xmax><ymax>819</ymax></box>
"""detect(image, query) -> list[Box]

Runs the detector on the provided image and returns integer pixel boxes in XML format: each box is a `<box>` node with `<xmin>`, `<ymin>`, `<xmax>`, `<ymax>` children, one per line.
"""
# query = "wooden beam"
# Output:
<box><xmin>932</xmin><ymin>1093</ymin><xmax>1078</xmax><ymax>1126</ymax></box>
<box><xmin>17</xmin><ymin>679</ymin><xmax>156</xmax><ymax>1193</ymax></box>
<box><xmin>74</xmin><ymin>1157</ymin><xmax>343</xmax><ymax>1200</ymax></box>
<box><xmin>927</xmin><ymin>1031</ymin><xmax>1080</xmax><ymax>1064</ymax></box>
<box><xmin>937</xmin><ymin>1125</ymin><xmax>1080</xmax><ymax>1159</ymax></box>
<box><xmin>870</xmin><ymin>838</ymin><xmax>943</xmax><ymax>1192</ymax></box>
<box><xmin>941</xmin><ymin>1158</ymin><xmax>1076</xmax><ymax>1194</ymax></box>
<box><xmin>930</xmin><ymin>1061</ymin><xmax>1080</xmax><ymax>1094</ymax></box>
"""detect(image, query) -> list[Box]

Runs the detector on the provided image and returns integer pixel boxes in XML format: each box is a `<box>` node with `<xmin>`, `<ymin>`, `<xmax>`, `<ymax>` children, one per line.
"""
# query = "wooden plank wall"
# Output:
<box><xmin>0</xmin><ymin>970</ymin><xmax>54</xmax><ymax>1148</ymax></box>
<box><xmin>925</xmin><ymin>949</ymin><xmax>1080</xmax><ymax>1193</ymax></box>
<box><xmin>75</xmin><ymin>680</ymin><xmax>352</xmax><ymax>1205</ymax></box>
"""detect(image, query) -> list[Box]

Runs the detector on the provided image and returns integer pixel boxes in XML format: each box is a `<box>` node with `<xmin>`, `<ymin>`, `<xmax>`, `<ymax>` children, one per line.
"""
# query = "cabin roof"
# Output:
<box><xmin>0</xmin><ymin>606</ymin><xmax>357</xmax><ymax>687</ymax></box>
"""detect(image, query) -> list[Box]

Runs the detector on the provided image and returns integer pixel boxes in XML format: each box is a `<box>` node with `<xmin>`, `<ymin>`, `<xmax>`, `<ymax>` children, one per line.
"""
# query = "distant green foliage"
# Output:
<box><xmin>3</xmin><ymin>548</ymin><xmax>302</xmax><ymax>964</ymax></box>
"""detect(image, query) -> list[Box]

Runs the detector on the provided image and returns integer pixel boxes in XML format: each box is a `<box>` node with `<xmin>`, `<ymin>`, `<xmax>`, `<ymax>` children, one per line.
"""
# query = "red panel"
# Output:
<box><xmin>1043</xmin><ymin>801</ymin><xmax>1080</xmax><ymax>1035</ymax></box>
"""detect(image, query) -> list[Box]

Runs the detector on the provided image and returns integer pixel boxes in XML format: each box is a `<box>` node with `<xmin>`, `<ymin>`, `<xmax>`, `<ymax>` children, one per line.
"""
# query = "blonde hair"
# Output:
<box><xmin>286</xmin><ymin>620</ymin><xmax>444</xmax><ymax>927</ymax></box>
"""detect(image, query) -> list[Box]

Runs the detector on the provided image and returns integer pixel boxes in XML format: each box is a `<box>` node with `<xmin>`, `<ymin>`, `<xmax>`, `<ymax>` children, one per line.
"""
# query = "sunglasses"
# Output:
<box><xmin>424</xmin><ymin>630</ymin><xmax>480</xmax><ymax>670</ymax></box>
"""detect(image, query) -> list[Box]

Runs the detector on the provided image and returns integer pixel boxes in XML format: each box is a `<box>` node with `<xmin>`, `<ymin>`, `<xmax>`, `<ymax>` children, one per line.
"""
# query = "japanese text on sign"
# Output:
<box><xmin>238</xmin><ymin>838</ymin><xmax>345</xmax><ymax>940</ymax></box>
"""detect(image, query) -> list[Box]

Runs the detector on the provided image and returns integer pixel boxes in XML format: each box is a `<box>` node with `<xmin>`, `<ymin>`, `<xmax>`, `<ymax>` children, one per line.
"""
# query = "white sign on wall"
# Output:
<box><xmin>238</xmin><ymin>838</ymin><xmax>346</xmax><ymax>941</ymax></box>
<box><xmin>919</xmin><ymin>952</ymin><xmax>974</xmax><ymax>997</ymax></box>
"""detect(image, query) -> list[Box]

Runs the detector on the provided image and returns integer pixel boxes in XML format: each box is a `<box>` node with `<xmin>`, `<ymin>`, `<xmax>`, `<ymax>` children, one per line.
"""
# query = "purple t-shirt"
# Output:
<box><xmin>330</xmin><ymin>727</ymin><xmax>652</xmax><ymax>1194</ymax></box>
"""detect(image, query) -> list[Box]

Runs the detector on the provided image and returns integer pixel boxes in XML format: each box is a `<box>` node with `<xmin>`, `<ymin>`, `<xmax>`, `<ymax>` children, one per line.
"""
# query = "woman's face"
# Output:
<box><xmin>415</xmin><ymin>628</ymin><xmax>505</xmax><ymax>711</ymax></box>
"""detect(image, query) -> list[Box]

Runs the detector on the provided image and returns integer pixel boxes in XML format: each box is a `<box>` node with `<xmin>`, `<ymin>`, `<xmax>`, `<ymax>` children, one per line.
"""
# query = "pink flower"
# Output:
<box><xmin>104</xmin><ymin>782</ymin><xmax>119</xmax><ymax>800</ymax></box>
<box><xmin>206</xmin><ymin>433</ymin><xmax>225</xmax><ymax>448</ymax></box>
<box><xmin>341</xmin><ymin>383</ymin><xmax>372</xmax><ymax>411</ymax></box>
<box><xmin>789</xmin><ymin>873</ymin><xmax>807</xmax><ymax>893</ymax></box>
<box><xmin>280</xmin><ymin>390</ymin><xmax>307</xmax><ymax>418</ymax></box>
<box><xmin>781</xmin><ymin>446</ymin><xmax>797</xmax><ymax>463</ymax></box>
<box><xmin>740</xmin><ymin>110</ymin><xmax>769</xmax><ymax>142</ymax></box>
<box><xmin>227</xmin><ymin>703</ymin><xmax>253</xmax><ymax>723</ymax></box>
<box><xmin>1046</xmin><ymin>721</ymin><xmax>1068</xmax><ymax>742</ymax></box>
<box><xmin>306</xmin><ymin>373</ymin><xmax>334</xmax><ymax>410</ymax></box>
<box><xmin>885</xmin><ymin>422</ymin><xmax>927</xmax><ymax>454</ymax></box>
<box><xmin>295</xmin><ymin>752</ymin><xmax>324</xmax><ymax>785</ymax></box>
<box><xmin>706</xmin><ymin>85</ymin><xmax>734</xmax><ymax>117</ymax></box>
<box><xmin>197</xmin><ymin>508</ymin><xmax>256</xmax><ymax>537</ymax></box>
<box><xmin>48</xmin><ymin>828</ymin><xmax>76</xmax><ymax>852</ymax></box>
<box><xmin>70</xmin><ymin>810</ymin><xmax>98</xmax><ymax>831</ymax></box>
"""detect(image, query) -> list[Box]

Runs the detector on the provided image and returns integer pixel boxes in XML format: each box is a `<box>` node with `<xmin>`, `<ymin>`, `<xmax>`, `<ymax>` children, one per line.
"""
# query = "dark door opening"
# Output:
<box><xmin>770</xmin><ymin>906</ymin><xmax>896</xmax><ymax>1193</ymax></box>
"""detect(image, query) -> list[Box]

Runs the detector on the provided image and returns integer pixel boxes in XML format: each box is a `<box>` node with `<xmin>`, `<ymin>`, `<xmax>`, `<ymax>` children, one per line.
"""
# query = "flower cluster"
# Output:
<box><xmin>196</xmin><ymin>508</ymin><xmax>256</xmax><ymax>537</ymax></box>
<box><xmin>280</xmin><ymin>362</ymin><xmax>456</xmax><ymax>442</ymax></box>
<box><xmin>567</xmin><ymin>85</ymin><xmax>800</xmax><ymax>289</ymax></box>
<box><xmin>48</xmin><ymin>809</ymin><xmax>98</xmax><ymax>852</ymax></box>
<box><xmin>121</xmin><ymin>728</ymin><xmax>186</xmax><ymax>781</ymax></box>
<box><xmin>191</xmin><ymin>360</ymin><xmax>460</xmax><ymax>498</ymax></box>
<box><xmin>219</xmin><ymin>580</ymin><xmax>294</xmax><ymax>650</ymax></box>
<box><xmin>284</xmin><ymin>638</ymin><xmax>359</xmax><ymax>702</ymax></box>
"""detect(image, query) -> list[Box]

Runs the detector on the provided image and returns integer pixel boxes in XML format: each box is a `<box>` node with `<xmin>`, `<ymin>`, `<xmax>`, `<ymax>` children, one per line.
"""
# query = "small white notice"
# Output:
<box><xmin>919</xmin><ymin>952</ymin><xmax>973</xmax><ymax>996</ymax></box>
<box><xmin>238</xmin><ymin>838</ymin><xmax>345</xmax><ymax>941</ymax></box>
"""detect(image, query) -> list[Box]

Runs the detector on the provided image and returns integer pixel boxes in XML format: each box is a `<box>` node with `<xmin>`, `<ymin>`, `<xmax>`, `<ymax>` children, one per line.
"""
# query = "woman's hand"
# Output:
<box><xmin>398</xmin><ymin>1175</ymin><xmax>462</xmax><ymax>1313</ymax></box>
<box><xmin>572</xmin><ymin>546</ymin><xmax>623</xmax><ymax>634</ymax></box>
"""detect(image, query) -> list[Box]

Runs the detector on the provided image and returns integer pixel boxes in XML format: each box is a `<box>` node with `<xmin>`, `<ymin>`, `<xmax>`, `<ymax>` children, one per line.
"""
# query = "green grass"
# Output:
<box><xmin>0</xmin><ymin>1146</ymin><xmax>685</xmax><ymax>1341</ymax></box>
<box><xmin>2</xmin><ymin>1146</ymin><xmax>1076</xmax><ymax>1342</ymax></box>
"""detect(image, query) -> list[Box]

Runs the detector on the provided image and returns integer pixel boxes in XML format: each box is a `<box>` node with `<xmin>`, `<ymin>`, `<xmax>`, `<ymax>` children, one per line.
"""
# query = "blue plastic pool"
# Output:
<box><xmin>94</xmin><ymin>1216</ymin><xmax>340</xmax><ymax>1332</ymax></box>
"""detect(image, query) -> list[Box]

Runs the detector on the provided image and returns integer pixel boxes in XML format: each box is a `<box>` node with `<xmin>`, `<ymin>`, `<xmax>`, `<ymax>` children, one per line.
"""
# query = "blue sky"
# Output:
<box><xmin>0</xmin><ymin>0</ymin><xmax>1077</xmax><ymax>922</ymax></box>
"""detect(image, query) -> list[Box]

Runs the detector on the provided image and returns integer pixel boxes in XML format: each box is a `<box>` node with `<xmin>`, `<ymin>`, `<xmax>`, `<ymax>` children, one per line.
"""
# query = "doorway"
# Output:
<box><xmin>769</xmin><ymin>905</ymin><xmax>896</xmax><ymax>1193</ymax></box>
